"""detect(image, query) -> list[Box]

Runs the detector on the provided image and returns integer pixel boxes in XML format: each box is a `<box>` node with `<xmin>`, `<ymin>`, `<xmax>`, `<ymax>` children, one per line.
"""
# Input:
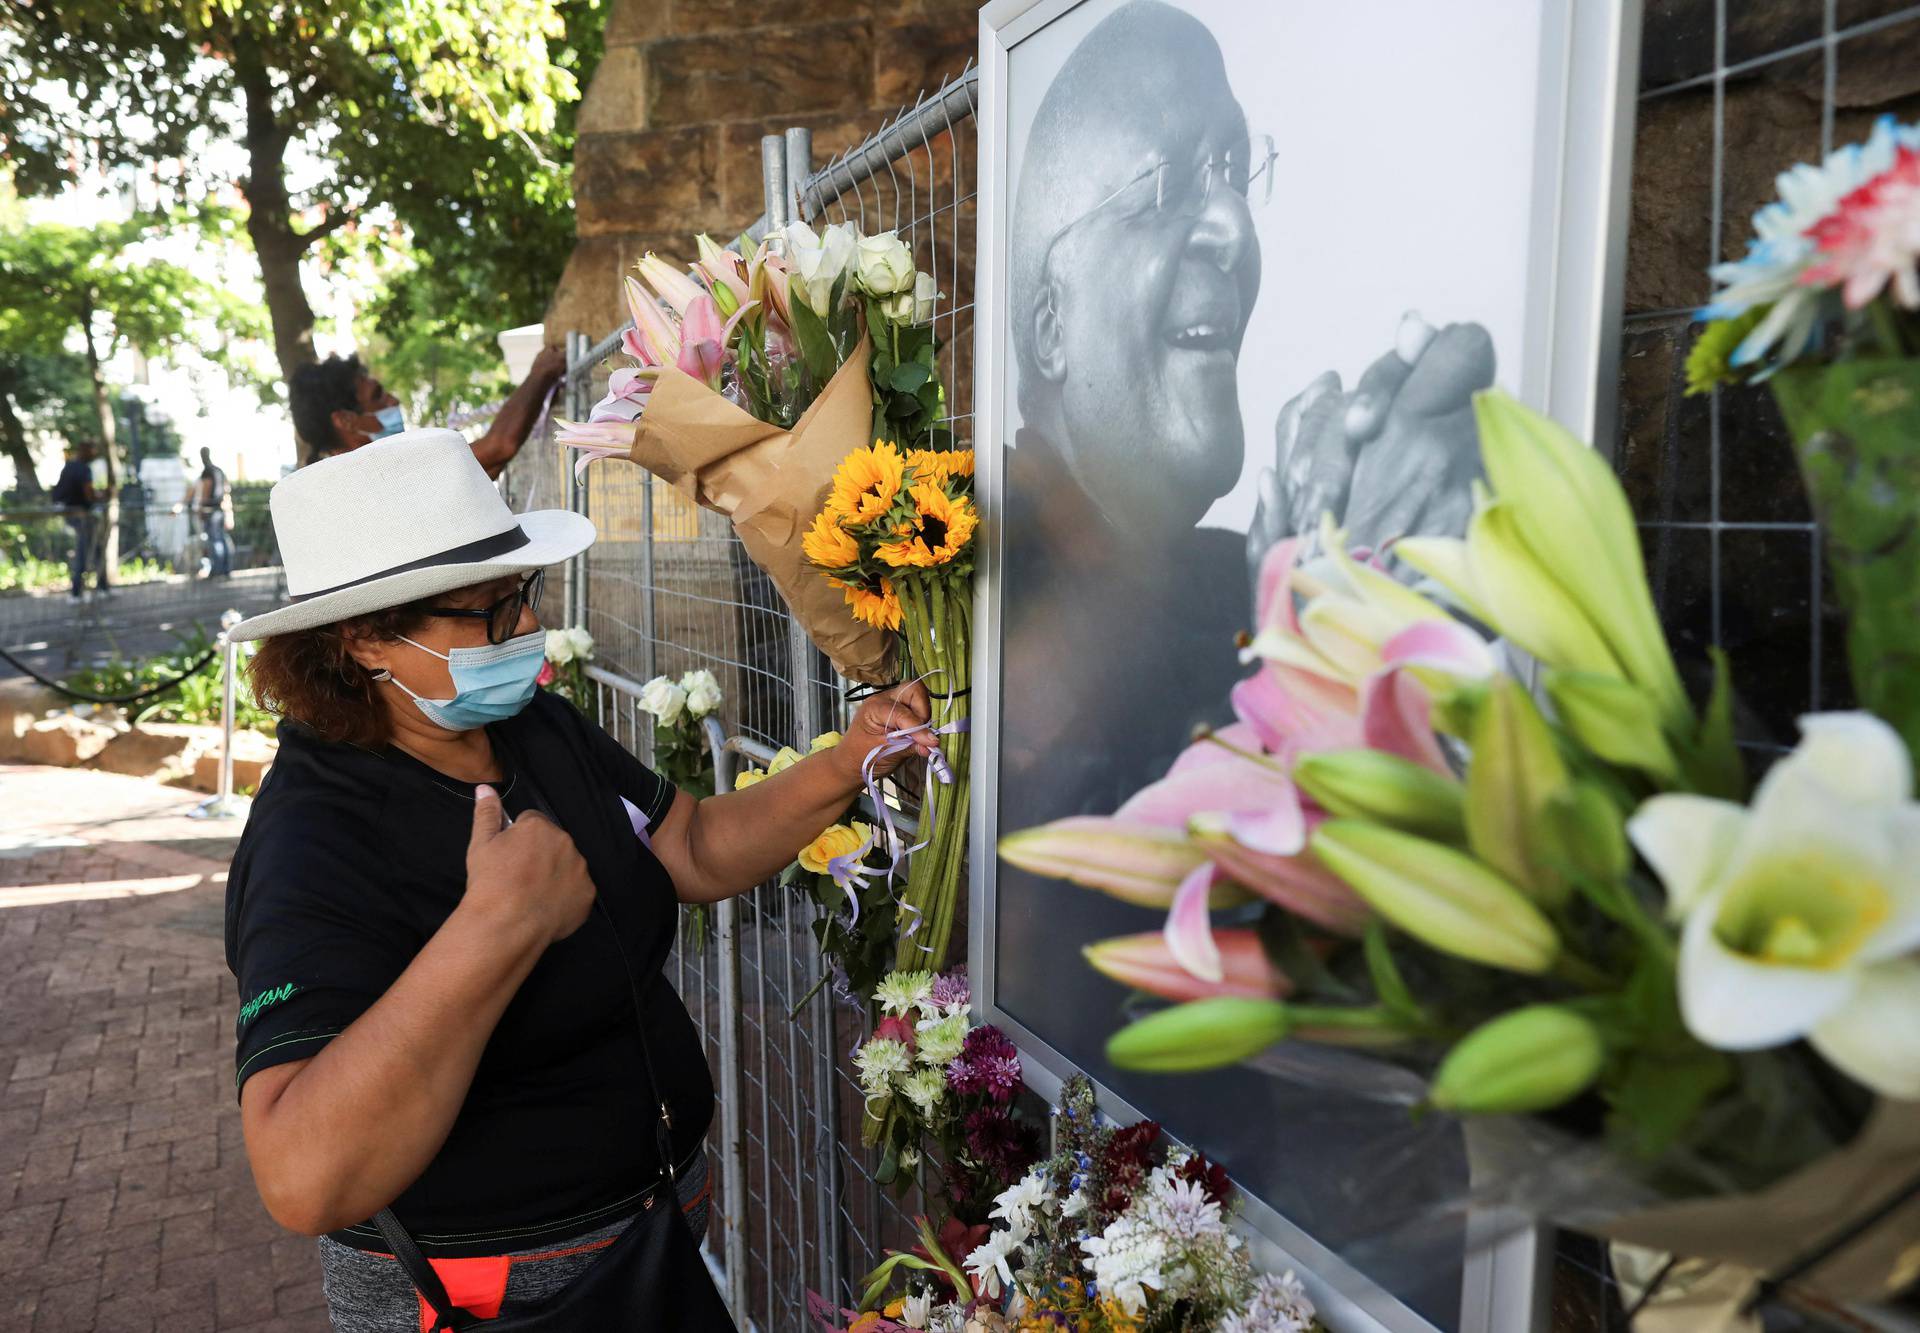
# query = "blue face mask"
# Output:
<box><xmin>381</xmin><ymin>629</ymin><xmax>545</xmax><ymax>731</ymax></box>
<box><xmin>372</xmin><ymin>405</ymin><xmax>406</xmax><ymax>439</ymax></box>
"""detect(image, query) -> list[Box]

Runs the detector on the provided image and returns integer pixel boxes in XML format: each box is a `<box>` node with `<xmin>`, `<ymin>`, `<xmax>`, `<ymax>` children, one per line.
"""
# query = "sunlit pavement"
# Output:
<box><xmin>0</xmin><ymin>763</ymin><xmax>326</xmax><ymax>1332</ymax></box>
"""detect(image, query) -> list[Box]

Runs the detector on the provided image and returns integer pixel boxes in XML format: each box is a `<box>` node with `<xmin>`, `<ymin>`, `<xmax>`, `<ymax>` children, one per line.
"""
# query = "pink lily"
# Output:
<box><xmin>556</xmin><ymin>418</ymin><xmax>638</xmax><ymax>480</ymax></box>
<box><xmin>623</xmin><ymin>276</ymin><xmax>680</xmax><ymax>368</ymax></box>
<box><xmin>752</xmin><ymin>250</ymin><xmax>794</xmax><ymax>326</ymax></box>
<box><xmin>1084</xmin><ymin>929</ymin><xmax>1293</xmax><ymax>1001</ymax></box>
<box><xmin>635</xmin><ymin>252</ymin><xmax>707</xmax><ymax>319</ymax></box>
<box><xmin>589</xmin><ymin>367</ymin><xmax>653</xmax><ymax>424</ymax></box>
<box><xmin>694</xmin><ymin>235</ymin><xmax>750</xmax><ymax>307</ymax></box>
<box><xmin>676</xmin><ymin>294</ymin><xmax>728</xmax><ymax>387</ymax></box>
<box><xmin>1241</xmin><ymin>523</ymin><xmax>1495</xmax><ymax>707</ymax></box>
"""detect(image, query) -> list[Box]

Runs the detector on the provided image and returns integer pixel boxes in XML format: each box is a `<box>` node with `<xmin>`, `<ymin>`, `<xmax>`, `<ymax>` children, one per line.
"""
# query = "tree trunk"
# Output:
<box><xmin>0</xmin><ymin>381</ymin><xmax>44</xmax><ymax>499</ymax></box>
<box><xmin>234</xmin><ymin>40</ymin><xmax>321</xmax><ymax>464</ymax></box>
<box><xmin>79</xmin><ymin>303</ymin><xmax>119</xmax><ymax>587</ymax></box>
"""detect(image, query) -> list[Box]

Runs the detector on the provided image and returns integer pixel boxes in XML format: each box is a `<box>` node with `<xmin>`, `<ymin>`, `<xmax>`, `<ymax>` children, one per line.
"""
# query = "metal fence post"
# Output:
<box><xmin>188</xmin><ymin>607</ymin><xmax>250</xmax><ymax>821</ymax></box>
<box><xmin>564</xmin><ymin>330</ymin><xmax>591</xmax><ymax>633</ymax></box>
<box><xmin>707</xmin><ymin>714</ymin><xmax>750</xmax><ymax>1322</ymax></box>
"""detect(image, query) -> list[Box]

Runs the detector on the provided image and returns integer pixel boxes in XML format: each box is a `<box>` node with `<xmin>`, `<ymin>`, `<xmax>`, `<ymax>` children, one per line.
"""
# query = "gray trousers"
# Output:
<box><xmin>316</xmin><ymin>1151</ymin><xmax>712</xmax><ymax>1331</ymax></box>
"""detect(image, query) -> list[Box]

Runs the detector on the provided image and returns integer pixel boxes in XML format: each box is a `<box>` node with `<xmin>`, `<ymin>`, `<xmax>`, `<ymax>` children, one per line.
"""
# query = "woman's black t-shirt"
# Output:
<box><xmin>224</xmin><ymin>690</ymin><xmax>714</xmax><ymax>1258</ymax></box>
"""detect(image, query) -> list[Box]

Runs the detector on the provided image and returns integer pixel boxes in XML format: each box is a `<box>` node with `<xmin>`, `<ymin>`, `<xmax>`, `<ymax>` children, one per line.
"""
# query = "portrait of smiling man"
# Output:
<box><xmin>989</xmin><ymin>1</ymin><xmax>1531</xmax><ymax>1321</ymax></box>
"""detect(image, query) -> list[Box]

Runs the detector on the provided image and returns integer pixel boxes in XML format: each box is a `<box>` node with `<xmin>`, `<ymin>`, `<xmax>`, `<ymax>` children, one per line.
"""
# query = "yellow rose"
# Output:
<box><xmin>733</xmin><ymin>767</ymin><xmax>768</xmax><ymax>789</ymax></box>
<box><xmin>767</xmin><ymin>746</ymin><xmax>805</xmax><ymax>775</ymax></box>
<box><xmin>809</xmin><ymin>731</ymin><xmax>843</xmax><ymax>753</ymax></box>
<box><xmin>799</xmin><ymin>821</ymin><xmax>873</xmax><ymax>875</ymax></box>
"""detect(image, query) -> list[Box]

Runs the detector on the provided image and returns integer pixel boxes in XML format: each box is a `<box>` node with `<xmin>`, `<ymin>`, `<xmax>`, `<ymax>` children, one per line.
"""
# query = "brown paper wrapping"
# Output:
<box><xmin>1598</xmin><ymin>1102</ymin><xmax>1920</xmax><ymax>1316</ymax></box>
<box><xmin>626</xmin><ymin>338</ymin><xmax>894</xmax><ymax>684</ymax></box>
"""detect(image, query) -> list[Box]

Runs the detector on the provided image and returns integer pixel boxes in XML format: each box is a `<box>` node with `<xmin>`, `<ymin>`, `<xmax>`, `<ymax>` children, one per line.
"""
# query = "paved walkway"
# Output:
<box><xmin>0</xmin><ymin>763</ymin><xmax>327</xmax><ymax>1332</ymax></box>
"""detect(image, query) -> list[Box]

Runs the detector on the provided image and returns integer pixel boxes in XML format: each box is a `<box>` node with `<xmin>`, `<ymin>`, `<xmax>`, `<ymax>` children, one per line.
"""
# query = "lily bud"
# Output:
<box><xmin>1474</xmin><ymin>391</ymin><xmax>1690</xmax><ymax>731</ymax></box>
<box><xmin>1294</xmin><ymin>749</ymin><xmax>1466</xmax><ymax>842</ymax></box>
<box><xmin>1309</xmin><ymin>821</ymin><xmax>1560</xmax><ymax>975</ymax></box>
<box><xmin>1428</xmin><ymin>1005</ymin><xmax>1604</xmax><ymax>1114</ymax></box>
<box><xmin>1106</xmin><ymin>998</ymin><xmax>1291</xmax><ymax>1072</ymax></box>
<box><xmin>635</xmin><ymin>252</ymin><xmax>707</xmax><ymax>319</ymax></box>
<box><xmin>1545</xmin><ymin>671</ymin><xmax>1683</xmax><ymax>785</ymax></box>
<box><xmin>999</xmin><ymin>818</ymin><xmax>1242</xmax><ymax>909</ymax></box>
<box><xmin>1543</xmin><ymin>783</ymin><xmax>1630</xmax><ymax>884</ymax></box>
<box><xmin>1084</xmin><ymin>930</ymin><xmax>1292</xmax><ymax>1001</ymax></box>
<box><xmin>1466</xmin><ymin>678</ymin><xmax>1573</xmax><ymax>906</ymax></box>
<box><xmin>1464</xmin><ymin>500</ymin><xmax>1625</xmax><ymax>680</ymax></box>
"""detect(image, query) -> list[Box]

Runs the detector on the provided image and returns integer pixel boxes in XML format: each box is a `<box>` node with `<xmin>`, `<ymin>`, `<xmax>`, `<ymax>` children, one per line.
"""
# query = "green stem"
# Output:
<box><xmin>1552</xmin><ymin>951</ymin><xmax>1614</xmax><ymax>992</ymax></box>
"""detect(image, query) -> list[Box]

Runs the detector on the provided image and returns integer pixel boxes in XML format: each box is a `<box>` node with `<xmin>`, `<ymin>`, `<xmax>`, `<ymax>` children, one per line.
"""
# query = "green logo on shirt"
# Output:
<box><xmin>237</xmin><ymin>982</ymin><xmax>299</xmax><ymax>1030</ymax></box>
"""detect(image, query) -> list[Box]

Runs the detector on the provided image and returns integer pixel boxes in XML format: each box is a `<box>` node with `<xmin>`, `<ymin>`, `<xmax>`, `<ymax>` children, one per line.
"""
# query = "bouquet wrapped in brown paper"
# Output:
<box><xmin>558</xmin><ymin>223</ymin><xmax>950</xmax><ymax>686</ymax></box>
<box><xmin>624</xmin><ymin>338</ymin><xmax>893</xmax><ymax>683</ymax></box>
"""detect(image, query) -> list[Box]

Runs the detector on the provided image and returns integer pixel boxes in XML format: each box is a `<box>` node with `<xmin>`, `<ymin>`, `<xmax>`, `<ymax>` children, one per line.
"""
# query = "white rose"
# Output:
<box><xmin>544</xmin><ymin>628</ymin><xmax>576</xmax><ymax>665</ymax></box>
<box><xmin>563</xmin><ymin>626</ymin><xmax>595</xmax><ymax>662</ymax></box>
<box><xmin>880</xmin><ymin>270</ymin><xmax>940</xmax><ymax>325</ymax></box>
<box><xmin>681</xmin><ymin>668</ymin><xmax>723</xmax><ymax>718</ymax></box>
<box><xmin>783</xmin><ymin>220</ymin><xmax>856</xmax><ymax>316</ymax></box>
<box><xmin>853</xmin><ymin>231</ymin><xmax>914</xmax><ymax>296</ymax></box>
<box><xmin>637</xmin><ymin>675</ymin><xmax>688</xmax><ymax>725</ymax></box>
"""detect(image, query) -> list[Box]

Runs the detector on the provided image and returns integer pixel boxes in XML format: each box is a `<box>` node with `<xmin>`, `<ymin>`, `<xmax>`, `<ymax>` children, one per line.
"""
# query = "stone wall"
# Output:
<box><xmin>545</xmin><ymin>0</ymin><xmax>980</xmax><ymax>341</ymax></box>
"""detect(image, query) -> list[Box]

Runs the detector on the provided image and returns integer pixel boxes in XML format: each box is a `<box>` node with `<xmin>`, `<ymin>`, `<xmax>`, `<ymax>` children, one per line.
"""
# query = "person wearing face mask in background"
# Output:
<box><xmin>287</xmin><ymin>346</ymin><xmax>568</xmax><ymax>478</ymax></box>
<box><xmin>224</xmin><ymin>431</ymin><xmax>936</xmax><ymax>1329</ymax></box>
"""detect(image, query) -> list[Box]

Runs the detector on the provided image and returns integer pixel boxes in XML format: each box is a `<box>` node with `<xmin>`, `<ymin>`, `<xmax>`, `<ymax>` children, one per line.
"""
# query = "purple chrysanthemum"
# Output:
<box><xmin>928</xmin><ymin>968</ymin><xmax>970</xmax><ymax>1010</ymax></box>
<box><xmin>947</xmin><ymin>1025</ymin><xmax>1022</xmax><ymax>1101</ymax></box>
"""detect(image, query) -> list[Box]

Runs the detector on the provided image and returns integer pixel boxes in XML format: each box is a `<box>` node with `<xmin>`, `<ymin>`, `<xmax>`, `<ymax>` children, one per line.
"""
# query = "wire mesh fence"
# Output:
<box><xmin>515</xmin><ymin>4</ymin><xmax>1918</xmax><ymax>1326</ymax></box>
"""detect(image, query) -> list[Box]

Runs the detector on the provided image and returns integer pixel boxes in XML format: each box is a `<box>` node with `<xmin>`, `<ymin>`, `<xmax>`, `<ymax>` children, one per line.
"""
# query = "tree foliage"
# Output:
<box><xmin>1</xmin><ymin>0</ymin><xmax>599</xmax><ymax>424</ymax></box>
<box><xmin>0</xmin><ymin>215</ymin><xmax>262</xmax><ymax>489</ymax></box>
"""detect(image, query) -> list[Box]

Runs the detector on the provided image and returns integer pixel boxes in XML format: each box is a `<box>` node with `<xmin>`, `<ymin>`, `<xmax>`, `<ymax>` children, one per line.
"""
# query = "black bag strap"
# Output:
<box><xmin>371</xmin><ymin>1207</ymin><xmax>477</xmax><ymax>1331</ymax></box>
<box><xmin>371</xmin><ymin>753</ymin><xmax>680</xmax><ymax>1323</ymax></box>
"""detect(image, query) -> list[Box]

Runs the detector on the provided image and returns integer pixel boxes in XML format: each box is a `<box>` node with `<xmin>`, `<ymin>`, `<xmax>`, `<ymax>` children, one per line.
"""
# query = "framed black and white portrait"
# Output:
<box><xmin>969</xmin><ymin>2</ymin><xmax>1643</xmax><ymax>1329</ymax></box>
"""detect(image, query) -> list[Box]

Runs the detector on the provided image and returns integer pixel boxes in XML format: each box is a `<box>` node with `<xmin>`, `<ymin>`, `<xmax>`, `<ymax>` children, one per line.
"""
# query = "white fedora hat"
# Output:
<box><xmin>230</xmin><ymin>429</ymin><xmax>594</xmax><ymax>642</ymax></box>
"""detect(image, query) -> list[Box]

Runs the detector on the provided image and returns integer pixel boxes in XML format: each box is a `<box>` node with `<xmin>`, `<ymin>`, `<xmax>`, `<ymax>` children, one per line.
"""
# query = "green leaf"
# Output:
<box><xmin>888</xmin><ymin>360</ymin><xmax>931</xmax><ymax>392</ymax></box>
<box><xmin>1604</xmin><ymin>1046</ymin><xmax>1735</xmax><ymax>1160</ymax></box>
<box><xmin>1363</xmin><ymin>921</ymin><xmax>1422</xmax><ymax>1020</ymax></box>
<box><xmin>788</xmin><ymin>295</ymin><xmax>839</xmax><ymax>382</ymax></box>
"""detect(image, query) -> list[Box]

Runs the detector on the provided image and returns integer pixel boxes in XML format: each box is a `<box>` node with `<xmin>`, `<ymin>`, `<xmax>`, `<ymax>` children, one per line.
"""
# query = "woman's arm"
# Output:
<box><xmin>239</xmin><ymin>791</ymin><xmax>596</xmax><ymax>1235</ymax></box>
<box><xmin>651</xmin><ymin>683</ymin><xmax>935</xmax><ymax>904</ymax></box>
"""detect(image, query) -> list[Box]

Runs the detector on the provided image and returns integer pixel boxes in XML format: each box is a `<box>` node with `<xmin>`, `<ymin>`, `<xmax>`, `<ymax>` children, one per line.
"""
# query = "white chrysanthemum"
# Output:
<box><xmin>852</xmin><ymin>1037</ymin><xmax>911</xmax><ymax>1100</ymax></box>
<box><xmin>989</xmin><ymin>1169</ymin><xmax>1050</xmax><ymax>1237</ymax></box>
<box><xmin>914</xmin><ymin>1012</ymin><xmax>968</xmax><ymax>1067</ymax></box>
<box><xmin>1221</xmin><ymin>1270</ymin><xmax>1317</xmax><ymax>1333</ymax></box>
<box><xmin>874</xmin><ymin>970</ymin><xmax>935</xmax><ymax>1017</ymax></box>
<box><xmin>964</xmin><ymin>1229</ymin><xmax>1018</xmax><ymax>1299</ymax></box>
<box><xmin>1140</xmin><ymin>1170</ymin><xmax>1227</xmax><ymax>1244</ymax></box>
<box><xmin>928</xmin><ymin>1303</ymin><xmax>966</xmax><ymax>1333</ymax></box>
<box><xmin>1081</xmin><ymin>1214</ymin><xmax>1168</xmax><ymax>1317</ymax></box>
<box><xmin>900</xmin><ymin>1290</ymin><xmax>932</xmax><ymax>1329</ymax></box>
<box><xmin>901</xmin><ymin>1067</ymin><xmax>947</xmax><ymax>1115</ymax></box>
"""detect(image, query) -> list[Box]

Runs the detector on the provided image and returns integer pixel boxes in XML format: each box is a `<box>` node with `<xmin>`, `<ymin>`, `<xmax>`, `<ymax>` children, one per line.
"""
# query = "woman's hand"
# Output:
<box><xmin>461</xmin><ymin>785</ymin><xmax>596</xmax><ymax>944</ymax></box>
<box><xmin>835</xmin><ymin>681</ymin><xmax>938</xmax><ymax>785</ymax></box>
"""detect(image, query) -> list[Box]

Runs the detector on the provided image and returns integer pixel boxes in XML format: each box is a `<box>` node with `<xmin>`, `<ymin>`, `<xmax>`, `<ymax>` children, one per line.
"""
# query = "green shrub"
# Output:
<box><xmin>67</xmin><ymin>628</ymin><xmax>277</xmax><ymax>732</ymax></box>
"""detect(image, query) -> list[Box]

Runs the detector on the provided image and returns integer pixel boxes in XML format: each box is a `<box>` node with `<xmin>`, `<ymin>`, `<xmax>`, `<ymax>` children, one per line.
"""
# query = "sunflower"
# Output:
<box><xmin>876</xmin><ymin>482</ymin><xmax>978</xmax><ymax>568</ymax></box>
<box><xmin>802</xmin><ymin>509</ymin><xmax>860</xmax><ymax>570</ymax></box>
<box><xmin>827</xmin><ymin>441</ymin><xmax>906</xmax><ymax>525</ymax></box>
<box><xmin>833</xmin><ymin>575</ymin><xmax>903</xmax><ymax>631</ymax></box>
<box><xmin>906</xmin><ymin>446</ymin><xmax>975</xmax><ymax>484</ymax></box>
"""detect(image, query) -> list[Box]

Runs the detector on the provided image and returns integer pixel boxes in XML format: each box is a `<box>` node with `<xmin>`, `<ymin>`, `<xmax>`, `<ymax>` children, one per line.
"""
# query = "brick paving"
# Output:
<box><xmin>0</xmin><ymin>762</ymin><xmax>328</xmax><ymax>1332</ymax></box>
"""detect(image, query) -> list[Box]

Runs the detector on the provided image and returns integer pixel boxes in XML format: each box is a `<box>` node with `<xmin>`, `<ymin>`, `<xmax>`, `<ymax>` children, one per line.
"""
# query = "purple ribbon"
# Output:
<box><xmin>854</xmin><ymin>715</ymin><xmax>970</xmax><ymax>949</ymax></box>
<box><xmin>619</xmin><ymin>794</ymin><xmax>654</xmax><ymax>850</ymax></box>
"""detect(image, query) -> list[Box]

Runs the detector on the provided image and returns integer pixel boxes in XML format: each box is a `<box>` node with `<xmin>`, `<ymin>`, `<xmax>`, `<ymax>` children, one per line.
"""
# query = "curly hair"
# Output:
<box><xmin>247</xmin><ymin>598</ymin><xmax>436</xmax><ymax>748</ymax></box>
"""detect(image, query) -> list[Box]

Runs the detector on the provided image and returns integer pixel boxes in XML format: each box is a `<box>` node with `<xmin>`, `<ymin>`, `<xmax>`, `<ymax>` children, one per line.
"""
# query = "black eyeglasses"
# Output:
<box><xmin>424</xmin><ymin>570</ymin><xmax>544</xmax><ymax>645</ymax></box>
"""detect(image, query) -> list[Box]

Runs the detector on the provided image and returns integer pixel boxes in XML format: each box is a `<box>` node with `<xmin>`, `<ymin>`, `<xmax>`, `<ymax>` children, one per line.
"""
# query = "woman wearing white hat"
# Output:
<box><xmin>223</xmin><ymin>431</ymin><xmax>933</xmax><ymax>1330</ymax></box>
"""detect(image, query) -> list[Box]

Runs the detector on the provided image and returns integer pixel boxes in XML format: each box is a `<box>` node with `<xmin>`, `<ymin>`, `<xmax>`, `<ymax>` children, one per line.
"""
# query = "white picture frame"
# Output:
<box><xmin>969</xmin><ymin>1</ymin><xmax>1644</xmax><ymax>1329</ymax></box>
